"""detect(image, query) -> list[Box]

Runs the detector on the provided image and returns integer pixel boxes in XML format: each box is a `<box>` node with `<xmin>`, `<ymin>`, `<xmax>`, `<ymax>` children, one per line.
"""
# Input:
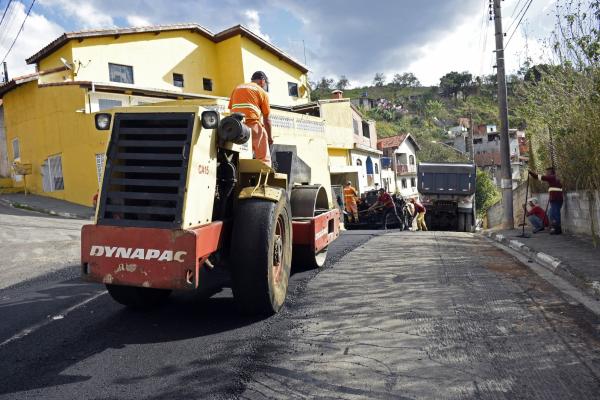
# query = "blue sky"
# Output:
<box><xmin>1</xmin><ymin>0</ymin><xmax>558</xmax><ymax>86</ymax></box>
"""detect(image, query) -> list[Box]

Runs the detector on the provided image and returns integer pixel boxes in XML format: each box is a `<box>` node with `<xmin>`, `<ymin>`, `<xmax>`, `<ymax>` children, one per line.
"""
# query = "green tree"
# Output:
<box><xmin>373</xmin><ymin>72</ymin><xmax>386</xmax><ymax>87</ymax></box>
<box><xmin>392</xmin><ymin>72</ymin><xmax>421</xmax><ymax>88</ymax></box>
<box><xmin>336</xmin><ymin>75</ymin><xmax>350</xmax><ymax>90</ymax></box>
<box><xmin>476</xmin><ymin>169</ymin><xmax>500</xmax><ymax>217</ymax></box>
<box><xmin>439</xmin><ymin>71</ymin><xmax>473</xmax><ymax>99</ymax></box>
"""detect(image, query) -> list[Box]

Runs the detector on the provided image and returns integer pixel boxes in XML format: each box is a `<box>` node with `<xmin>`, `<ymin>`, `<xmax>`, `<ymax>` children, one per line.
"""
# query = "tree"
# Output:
<box><xmin>336</xmin><ymin>75</ymin><xmax>350</xmax><ymax>90</ymax></box>
<box><xmin>392</xmin><ymin>72</ymin><xmax>421</xmax><ymax>88</ymax></box>
<box><xmin>476</xmin><ymin>169</ymin><xmax>500</xmax><ymax>217</ymax></box>
<box><xmin>439</xmin><ymin>71</ymin><xmax>473</xmax><ymax>99</ymax></box>
<box><xmin>316</xmin><ymin>77</ymin><xmax>334</xmax><ymax>91</ymax></box>
<box><xmin>373</xmin><ymin>72</ymin><xmax>386</xmax><ymax>87</ymax></box>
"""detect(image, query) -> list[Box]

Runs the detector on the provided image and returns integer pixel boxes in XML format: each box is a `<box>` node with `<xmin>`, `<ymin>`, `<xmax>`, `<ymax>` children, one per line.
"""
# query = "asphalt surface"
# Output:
<box><xmin>0</xmin><ymin>215</ymin><xmax>380</xmax><ymax>399</ymax></box>
<box><xmin>2</xmin><ymin>204</ymin><xmax>600</xmax><ymax>399</ymax></box>
<box><xmin>0</xmin><ymin>202</ymin><xmax>87</xmax><ymax>289</ymax></box>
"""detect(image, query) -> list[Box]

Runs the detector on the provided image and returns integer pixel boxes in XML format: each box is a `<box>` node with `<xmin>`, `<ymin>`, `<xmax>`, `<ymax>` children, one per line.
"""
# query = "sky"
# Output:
<box><xmin>0</xmin><ymin>0</ymin><xmax>559</xmax><ymax>86</ymax></box>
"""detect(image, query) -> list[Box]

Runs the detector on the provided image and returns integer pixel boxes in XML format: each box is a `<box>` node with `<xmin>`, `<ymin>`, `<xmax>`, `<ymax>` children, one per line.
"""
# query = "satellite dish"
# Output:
<box><xmin>60</xmin><ymin>57</ymin><xmax>73</xmax><ymax>70</ymax></box>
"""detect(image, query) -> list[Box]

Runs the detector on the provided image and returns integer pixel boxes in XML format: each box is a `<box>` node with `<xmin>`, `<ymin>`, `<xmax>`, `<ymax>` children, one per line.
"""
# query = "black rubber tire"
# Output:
<box><xmin>230</xmin><ymin>191</ymin><xmax>292</xmax><ymax>315</ymax></box>
<box><xmin>106</xmin><ymin>284</ymin><xmax>171</xmax><ymax>309</ymax></box>
<box><xmin>292</xmin><ymin>245</ymin><xmax>328</xmax><ymax>270</ymax></box>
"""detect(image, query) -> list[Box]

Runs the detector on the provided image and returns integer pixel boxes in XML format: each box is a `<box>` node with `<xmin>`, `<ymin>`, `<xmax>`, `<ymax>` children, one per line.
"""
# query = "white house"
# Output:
<box><xmin>377</xmin><ymin>133</ymin><xmax>420</xmax><ymax>198</ymax></box>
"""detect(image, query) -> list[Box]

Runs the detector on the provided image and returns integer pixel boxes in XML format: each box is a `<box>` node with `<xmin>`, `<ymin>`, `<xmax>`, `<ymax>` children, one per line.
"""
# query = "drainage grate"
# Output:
<box><xmin>97</xmin><ymin>112</ymin><xmax>195</xmax><ymax>228</ymax></box>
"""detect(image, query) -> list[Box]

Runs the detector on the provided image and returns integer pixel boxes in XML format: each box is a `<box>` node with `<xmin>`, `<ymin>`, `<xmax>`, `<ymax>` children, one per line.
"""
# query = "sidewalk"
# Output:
<box><xmin>484</xmin><ymin>228</ymin><xmax>600</xmax><ymax>299</ymax></box>
<box><xmin>0</xmin><ymin>193</ymin><xmax>94</xmax><ymax>220</ymax></box>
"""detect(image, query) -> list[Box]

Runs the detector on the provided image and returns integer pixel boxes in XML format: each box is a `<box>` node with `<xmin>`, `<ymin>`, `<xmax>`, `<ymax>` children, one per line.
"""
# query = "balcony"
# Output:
<box><xmin>395</xmin><ymin>164</ymin><xmax>416</xmax><ymax>175</ymax></box>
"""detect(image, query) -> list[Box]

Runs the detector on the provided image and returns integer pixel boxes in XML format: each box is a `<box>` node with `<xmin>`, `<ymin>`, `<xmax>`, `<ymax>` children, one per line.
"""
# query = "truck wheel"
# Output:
<box><xmin>293</xmin><ymin>245</ymin><xmax>328</xmax><ymax>270</ymax></box>
<box><xmin>105</xmin><ymin>284</ymin><xmax>171</xmax><ymax>309</ymax></box>
<box><xmin>231</xmin><ymin>191</ymin><xmax>292</xmax><ymax>315</ymax></box>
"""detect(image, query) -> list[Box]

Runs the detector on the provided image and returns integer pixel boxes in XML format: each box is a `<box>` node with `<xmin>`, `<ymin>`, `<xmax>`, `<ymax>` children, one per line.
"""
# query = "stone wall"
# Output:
<box><xmin>486</xmin><ymin>185</ymin><xmax>600</xmax><ymax>238</ymax></box>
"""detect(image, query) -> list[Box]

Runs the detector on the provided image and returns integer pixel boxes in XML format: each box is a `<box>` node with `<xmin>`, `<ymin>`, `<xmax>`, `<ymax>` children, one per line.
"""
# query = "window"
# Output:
<box><xmin>473</xmin><ymin>138</ymin><xmax>483</xmax><ymax>144</ymax></box>
<box><xmin>402</xmin><ymin>179</ymin><xmax>407</xmax><ymax>189</ymax></box>
<box><xmin>109</xmin><ymin>63</ymin><xmax>134</xmax><ymax>84</ymax></box>
<box><xmin>12</xmin><ymin>138</ymin><xmax>19</xmax><ymax>159</ymax></box>
<box><xmin>409</xmin><ymin>155</ymin><xmax>415</xmax><ymax>165</ymax></box>
<box><xmin>411</xmin><ymin>178</ymin><xmax>416</xmax><ymax>187</ymax></box>
<box><xmin>203</xmin><ymin>78</ymin><xmax>213</xmax><ymax>91</ymax></box>
<box><xmin>95</xmin><ymin>153</ymin><xmax>105</xmax><ymax>185</ymax></box>
<box><xmin>356</xmin><ymin>159</ymin><xmax>362</xmax><ymax>166</ymax></box>
<box><xmin>98</xmin><ymin>99</ymin><xmax>123</xmax><ymax>111</ymax></box>
<box><xmin>288</xmin><ymin>82</ymin><xmax>299</xmax><ymax>97</ymax></box>
<box><xmin>362</xmin><ymin>121</ymin><xmax>370</xmax><ymax>138</ymax></box>
<box><xmin>352</xmin><ymin>119</ymin><xmax>360</xmax><ymax>135</ymax></box>
<box><xmin>42</xmin><ymin>154</ymin><xmax>64</xmax><ymax>192</ymax></box>
<box><xmin>374</xmin><ymin>163</ymin><xmax>379</xmax><ymax>174</ymax></box>
<box><xmin>173</xmin><ymin>73</ymin><xmax>184</xmax><ymax>88</ymax></box>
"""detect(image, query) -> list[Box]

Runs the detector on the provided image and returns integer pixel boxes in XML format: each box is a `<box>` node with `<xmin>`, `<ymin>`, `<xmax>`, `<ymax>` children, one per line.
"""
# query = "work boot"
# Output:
<box><xmin>550</xmin><ymin>226</ymin><xmax>562</xmax><ymax>235</ymax></box>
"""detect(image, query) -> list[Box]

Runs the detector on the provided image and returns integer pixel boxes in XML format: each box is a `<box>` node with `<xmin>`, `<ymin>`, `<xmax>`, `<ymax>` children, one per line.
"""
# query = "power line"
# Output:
<box><xmin>1</xmin><ymin>0</ymin><xmax>36</xmax><ymax>65</ymax></box>
<box><xmin>0</xmin><ymin>0</ymin><xmax>13</xmax><ymax>27</ymax></box>
<box><xmin>505</xmin><ymin>0</ymin><xmax>534</xmax><ymax>48</ymax></box>
<box><xmin>0</xmin><ymin>1</ymin><xmax>19</xmax><ymax>49</ymax></box>
<box><xmin>510</xmin><ymin>0</ymin><xmax>524</xmax><ymax>18</ymax></box>
<box><xmin>505</xmin><ymin>0</ymin><xmax>532</xmax><ymax>37</ymax></box>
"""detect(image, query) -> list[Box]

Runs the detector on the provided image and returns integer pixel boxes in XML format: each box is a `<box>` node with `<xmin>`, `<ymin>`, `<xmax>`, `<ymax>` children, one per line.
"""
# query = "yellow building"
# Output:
<box><xmin>0</xmin><ymin>24</ymin><xmax>310</xmax><ymax>205</ymax></box>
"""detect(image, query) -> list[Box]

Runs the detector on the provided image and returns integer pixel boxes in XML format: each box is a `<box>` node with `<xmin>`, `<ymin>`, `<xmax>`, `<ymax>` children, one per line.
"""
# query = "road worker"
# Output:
<box><xmin>529</xmin><ymin>167</ymin><xmax>563</xmax><ymax>234</ymax></box>
<box><xmin>523</xmin><ymin>197</ymin><xmax>549</xmax><ymax>233</ymax></box>
<box><xmin>228</xmin><ymin>71</ymin><xmax>273</xmax><ymax>167</ymax></box>
<box><xmin>410</xmin><ymin>197</ymin><xmax>428</xmax><ymax>231</ymax></box>
<box><xmin>343</xmin><ymin>181</ymin><xmax>359</xmax><ymax>223</ymax></box>
<box><xmin>369</xmin><ymin>188</ymin><xmax>401</xmax><ymax>230</ymax></box>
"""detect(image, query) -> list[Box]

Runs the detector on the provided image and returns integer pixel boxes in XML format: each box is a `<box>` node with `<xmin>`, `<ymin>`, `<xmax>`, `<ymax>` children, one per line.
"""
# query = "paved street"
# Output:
<box><xmin>1</xmin><ymin>207</ymin><xmax>600</xmax><ymax>399</ymax></box>
<box><xmin>0</xmin><ymin>202</ymin><xmax>87</xmax><ymax>289</ymax></box>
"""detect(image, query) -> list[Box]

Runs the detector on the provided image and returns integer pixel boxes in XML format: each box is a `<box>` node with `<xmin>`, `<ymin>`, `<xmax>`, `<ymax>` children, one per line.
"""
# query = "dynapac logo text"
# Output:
<box><xmin>89</xmin><ymin>246</ymin><xmax>187</xmax><ymax>263</ymax></box>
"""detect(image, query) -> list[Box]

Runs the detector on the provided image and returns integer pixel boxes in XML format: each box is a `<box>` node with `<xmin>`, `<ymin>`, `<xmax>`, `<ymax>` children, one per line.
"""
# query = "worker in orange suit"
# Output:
<box><xmin>343</xmin><ymin>181</ymin><xmax>359</xmax><ymax>223</ymax></box>
<box><xmin>228</xmin><ymin>71</ymin><xmax>273</xmax><ymax>167</ymax></box>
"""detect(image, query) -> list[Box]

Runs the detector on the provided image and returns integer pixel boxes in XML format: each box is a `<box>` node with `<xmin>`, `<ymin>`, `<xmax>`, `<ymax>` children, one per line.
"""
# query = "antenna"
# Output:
<box><xmin>60</xmin><ymin>57</ymin><xmax>73</xmax><ymax>70</ymax></box>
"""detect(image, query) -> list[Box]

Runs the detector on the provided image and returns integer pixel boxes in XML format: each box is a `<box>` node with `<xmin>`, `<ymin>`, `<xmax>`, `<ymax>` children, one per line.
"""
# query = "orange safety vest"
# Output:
<box><xmin>343</xmin><ymin>186</ymin><xmax>358</xmax><ymax>204</ymax></box>
<box><xmin>227</xmin><ymin>82</ymin><xmax>270</xmax><ymax>122</ymax></box>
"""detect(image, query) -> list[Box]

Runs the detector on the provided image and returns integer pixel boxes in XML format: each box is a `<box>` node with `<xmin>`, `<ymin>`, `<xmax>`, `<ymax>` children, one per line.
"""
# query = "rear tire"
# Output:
<box><xmin>230</xmin><ymin>191</ymin><xmax>292</xmax><ymax>315</ymax></box>
<box><xmin>457</xmin><ymin>213</ymin><xmax>465</xmax><ymax>232</ymax></box>
<box><xmin>465</xmin><ymin>212</ymin><xmax>473</xmax><ymax>232</ymax></box>
<box><xmin>106</xmin><ymin>284</ymin><xmax>171</xmax><ymax>309</ymax></box>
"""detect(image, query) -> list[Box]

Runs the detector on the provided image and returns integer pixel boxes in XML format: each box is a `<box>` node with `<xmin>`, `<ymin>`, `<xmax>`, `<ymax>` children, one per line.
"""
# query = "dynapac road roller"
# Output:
<box><xmin>81</xmin><ymin>99</ymin><xmax>340</xmax><ymax>315</ymax></box>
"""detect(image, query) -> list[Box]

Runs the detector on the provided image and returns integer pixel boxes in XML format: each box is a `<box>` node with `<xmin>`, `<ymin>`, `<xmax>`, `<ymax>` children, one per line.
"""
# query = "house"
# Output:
<box><xmin>449</xmin><ymin>124</ymin><xmax>523</xmax><ymax>188</ymax></box>
<box><xmin>0</xmin><ymin>24</ymin><xmax>310</xmax><ymax>205</ymax></box>
<box><xmin>377</xmin><ymin>133</ymin><xmax>420</xmax><ymax>198</ymax></box>
<box><xmin>350</xmin><ymin>95</ymin><xmax>376</xmax><ymax>110</ymax></box>
<box><xmin>291</xmin><ymin>90</ymin><xmax>382</xmax><ymax>195</ymax></box>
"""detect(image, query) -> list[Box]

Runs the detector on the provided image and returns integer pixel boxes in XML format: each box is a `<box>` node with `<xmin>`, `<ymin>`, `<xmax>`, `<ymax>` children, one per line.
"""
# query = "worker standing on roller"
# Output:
<box><xmin>228</xmin><ymin>71</ymin><xmax>273</xmax><ymax>167</ymax></box>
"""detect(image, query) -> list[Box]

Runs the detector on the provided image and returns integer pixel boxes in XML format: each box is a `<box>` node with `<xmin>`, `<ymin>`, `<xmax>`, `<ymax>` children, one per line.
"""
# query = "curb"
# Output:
<box><xmin>484</xmin><ymin>230</ymin><xmax>600</xmax><ymax>300</ymax></box>
<box><xmin>0</xmin><ymin>197</ymin><xmax>93</xmax><ymax>220</ymax></box>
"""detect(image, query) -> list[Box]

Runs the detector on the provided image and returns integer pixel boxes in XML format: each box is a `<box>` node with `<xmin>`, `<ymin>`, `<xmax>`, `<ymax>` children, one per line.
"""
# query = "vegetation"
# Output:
<box><xmin>475</xmin><ymin>169</ymin><xmax>500</xmax><ymax>217</ymax></box>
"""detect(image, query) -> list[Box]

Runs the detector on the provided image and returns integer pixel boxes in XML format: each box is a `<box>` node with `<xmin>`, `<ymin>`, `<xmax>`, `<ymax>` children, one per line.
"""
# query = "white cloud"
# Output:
<box><xmin>0</xmin><ymin>1</ymin><xmax>64</xmax><ymax>78</ymax></box>
<box><xmin>126</xmin><ymin>15</ymin><xmax>152</xmax><ymax>27</ymax></box>
<box><xmin>38</xmin><ymin>0</ymin><xmax>114</xmax><ymax>28</ymax></box>
<box><xmin>243</xmin><ymin>9</ymin><xmax>270</xmax><ymax>41</ymax></box>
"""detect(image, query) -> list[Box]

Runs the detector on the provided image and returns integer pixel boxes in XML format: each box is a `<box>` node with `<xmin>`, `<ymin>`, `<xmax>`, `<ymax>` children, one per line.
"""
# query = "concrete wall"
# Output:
<box><xmin>487</xmin><ymin>184</ymin><xmax>600</xmax><ymax>237</ymax></box>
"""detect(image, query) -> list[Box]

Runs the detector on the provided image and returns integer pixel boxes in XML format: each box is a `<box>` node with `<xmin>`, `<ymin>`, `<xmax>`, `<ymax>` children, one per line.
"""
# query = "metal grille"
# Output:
<box><xmin>95</xmin><ymin>153</ymin><xmax>105</xmax><ymax>185</ymax></box>
<box><xmin>97</xmin><ymin>112</ymin><xmax>195</xmax><ymax>228</ymax></box>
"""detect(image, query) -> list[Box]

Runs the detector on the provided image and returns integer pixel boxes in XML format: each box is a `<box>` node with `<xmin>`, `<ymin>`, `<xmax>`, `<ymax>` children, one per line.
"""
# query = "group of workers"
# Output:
<box><xmin>343</xmin><ymin>181</ymin><xmax>427</xmax><ymax>231</ymax></box>
<box><xmin>523</xmin><ymin>167</ymin><xmax>563</xmax><ymax>234</ymax></box>
<box><xmin>224</xmin><ymin>72</ymin><xmax>565</xmax><ymax>236</ymax></box>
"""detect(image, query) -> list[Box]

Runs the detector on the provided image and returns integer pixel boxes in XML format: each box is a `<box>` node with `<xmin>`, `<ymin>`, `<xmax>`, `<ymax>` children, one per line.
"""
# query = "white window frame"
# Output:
<box><xmin>42</xmin><ymin>154</ymin><xmax>64</xmax><ymax>192</ymax></box>
<box><xmin>12</xmin><ymin>138</ymin><xmax>20</xmax><ymax>160</ymax></box>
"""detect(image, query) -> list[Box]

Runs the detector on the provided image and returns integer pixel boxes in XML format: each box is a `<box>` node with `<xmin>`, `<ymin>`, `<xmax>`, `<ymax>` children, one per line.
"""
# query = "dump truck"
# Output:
<box><xmin>81</xmin><ymin>99</ymin><xmax>340</xmax><ymax>315</ymax></box>
<box><xmin>417</xmin><ymin>162</ymin><xmax>476</xmax><ymax>232</ymax></box>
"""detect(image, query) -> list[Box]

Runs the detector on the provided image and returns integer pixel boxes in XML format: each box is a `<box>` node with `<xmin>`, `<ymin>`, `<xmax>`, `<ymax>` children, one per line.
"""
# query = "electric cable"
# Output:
<box><xmin>0</xmin><ymin>0</ymin><xmax>36</xmax><ymax>64</ymax></box>
<box><xmin>505</xmin><ymin>0</ymin><xmax>534</xmax><ymax>48</ymax></box>
<box><xmin>0</xmin><ymin>0</ymin><xmax>13</xmax><ymax>27</ymax></box>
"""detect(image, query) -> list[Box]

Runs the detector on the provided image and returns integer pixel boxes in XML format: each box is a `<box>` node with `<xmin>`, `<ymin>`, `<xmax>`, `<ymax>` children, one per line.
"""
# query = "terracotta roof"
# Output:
<box><xmin>377</xmin><ymin>133</ymin><xmax>420</xmax><ymax>151</ymax></box>
<box><xmin>474</xmin><ymin>152</ymin><xmax>501</xmax><ymax>167</ymax></box>
<box><xmin>26</xmin><ymin>24</ymin><xmax>308</xmax><ymax>73</ymax></box>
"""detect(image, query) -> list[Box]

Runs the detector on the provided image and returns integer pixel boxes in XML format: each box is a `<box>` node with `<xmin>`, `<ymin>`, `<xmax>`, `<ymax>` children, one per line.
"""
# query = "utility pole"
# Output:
<box><xmin>493</xmin><ymin>0</ymin><xmax>514</xmax><ymax>229</ymax></box>
<box><xmin>2</xmin><ymin>62</ymin><xmax>8</xmax><ymax>83</ymax></box>
<box><xmin>467</xmin><ymin>109</ymin><xmax>474</xmax><ymax>162</ymax></box>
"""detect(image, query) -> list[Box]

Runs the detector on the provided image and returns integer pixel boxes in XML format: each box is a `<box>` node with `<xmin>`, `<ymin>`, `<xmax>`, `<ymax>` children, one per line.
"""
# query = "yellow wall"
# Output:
<box><xmin>327</xmin><ymin>148</ymin><xmax>350</xmax><ymax>168</ymax></box>
<box><xmin>319</xmin><ymin>101</ymin><xmax>355</xmax><ymax>149</ymax></box>
<box><xmin>39</xmin><ymin>42</ymin><xmax>74</xmax><ymax>73</ymax></box>
<box><xmin>215</xmin><ymin>35</ymin><xmax>245</xmax><ymax>98</ymax></box>
<box><xmin>3</xmin><ymin>82</ymin><xmax>108</xmax><ymax>205</ymax></box>
<box><xmin>240</xmin><ymin>37</ymin><xmax>309</xmax><ymax>107</ymax></box>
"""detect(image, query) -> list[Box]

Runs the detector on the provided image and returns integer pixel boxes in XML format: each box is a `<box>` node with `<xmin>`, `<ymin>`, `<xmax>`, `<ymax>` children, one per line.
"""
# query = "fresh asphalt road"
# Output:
<box><xmin>1</xmin><ymin>205</ymin><xmax>600</xmax><ymax>399</ymax></box>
